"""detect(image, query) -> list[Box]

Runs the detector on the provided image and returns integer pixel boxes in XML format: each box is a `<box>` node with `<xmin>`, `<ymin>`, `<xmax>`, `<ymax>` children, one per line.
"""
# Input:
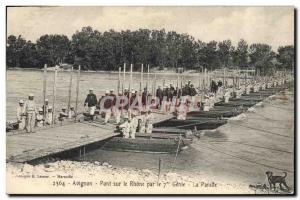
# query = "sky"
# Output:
<box><xmin>7</xmin><ymin>6</ymin><xmax>294</xmax><ymax>51</ymax></box>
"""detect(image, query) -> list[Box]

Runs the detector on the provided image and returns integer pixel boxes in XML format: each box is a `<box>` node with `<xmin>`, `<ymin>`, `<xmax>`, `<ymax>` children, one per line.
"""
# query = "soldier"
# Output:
<box><xmin>142</xmin><ymin>87</ymin><xmax>148</xmax><ymax>109</ymax></box>
<box><xmin>145</xmin><ymin>110</ymin><xmax>154</xmax><ymax>134</ymax></box>
<box><xmin>137</xmin><ymin>112</ymin><xmax>146</xmax><ymax>133</ymax></box>
<box><xmin>156</xmin><ymin>85</ymin><xmax>163</xmax><ymax>109</ymax></box>
<box><xmin>84</xmin><ymin>88</ymin><xmax>97</xmax><ymax>122</ymax></box>
<box><xmin>176</xmin><ymin>99</ymin><xmax>187</xmax><ymax>119</ymax></box>
<box><xmin>119</xmin><ymin>116</ymin><xmax>130</xmax><ymax>138</ymax></box>
<box><xmin>58</xmin><ymin>107</ymin><xmax>68</xmax><ymax>122</ymax></box>
<box><xmin>42</xmin><ymin>99</ymin><xmax>49</xmax><ymax>114</ymax></box>
<box><xmin>224</xmin><ymin>89</ymin><xmax>231</xmax><ymax>103</ymax></box>
<box><xmin>46</xmin><ymin>106</ymin><xmax>54</xmax><ymax>125</ymax></box>
<box><xmin>209</xmin><ymin>93</ymin><xmax>215</xmax><ymax>109</ymax></box>
<box><xmin>246</xmin><ymin>83</ymin><xmax>251</xmax><ymax>94</ymax></box>
<box><xmin>24</xmin><ymin>94</ymin><xmax>37</xmax><ymax>133</ymax></box>
<box><xmin>68</xmin><ymin>106</ymin><xmax>76</xmax><ymax>119</ymax></box>
<box><xmin>36</xmin><ymin>108</ymin><xmax>44</xmax><ymax>127</ymax></box>
<box><xmin>115</xmin><ymin>91</ymin><xmax>123</xmax><ymax>124</ymax></box>
<box><xmin>190</xmin><ymin>84</ymin><xmax>197</xmax><ymax>96</ymax></box>
<box><xmin>129</xmin><ymin>114</ymin><xmax>138</xmax><ymax>139</ymax></box>
<box><xmin>16</xmin><ymin>99</ymin><xmax>26</xmax><ymax>130</ymax></box>
<box><xmin>101</xmin><ymin>90</ymin><xmax>113</xmax><ymax>123</ymax></box>
<box><xmin>203</xmin><ymin>95</ymin><xmax>210</xmax><ymax>112</ymax></box>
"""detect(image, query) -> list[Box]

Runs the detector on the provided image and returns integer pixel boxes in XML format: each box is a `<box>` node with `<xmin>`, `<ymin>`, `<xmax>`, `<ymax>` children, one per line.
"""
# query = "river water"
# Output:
<box><xmin>6</xmin><ymin>69</ymin><xmax>203</xmax><ymax>121</ymax></box>
<box><xmin>6</xmin><ymin>69</ymin><xmax>294</xmax><ymax>189</ymax></box>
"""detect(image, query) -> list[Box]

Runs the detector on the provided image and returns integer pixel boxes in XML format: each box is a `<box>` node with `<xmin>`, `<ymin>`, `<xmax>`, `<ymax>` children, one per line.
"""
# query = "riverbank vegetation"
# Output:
<box><xmin>7</xmin><ymin>26</ymin><xmax>294</xmax><ymax>74</ymax></box>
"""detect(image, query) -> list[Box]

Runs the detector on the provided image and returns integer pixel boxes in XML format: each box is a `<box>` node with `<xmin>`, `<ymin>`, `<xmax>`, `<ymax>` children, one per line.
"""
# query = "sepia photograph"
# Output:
<box><xmin>5</xmin><ymin>6</ymin><xmax>295</xmax><ymax>195</ymax></box>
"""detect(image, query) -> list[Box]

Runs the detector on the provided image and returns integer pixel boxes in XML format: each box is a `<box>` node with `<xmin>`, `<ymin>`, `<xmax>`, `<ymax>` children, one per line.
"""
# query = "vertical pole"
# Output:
<box><xmin>223</xmin><ymin>67</ymin><xmax>226</xmax><ymax>86</ymax></box>
<box><xmin>74</xmin><ymin>65</ymin><xmax>81</xmax><ymax>122</ymax></box>
<box><xmin>177</xmin><ymin>75</ymin><xmax>179</xmax><ymax>98</ymax></box>
<box><xmin>158</xmin><ymin>157</ymin><xmax>161</xmax><ymax>182</ymax></box>
<box><xmin>153</xmin><ymin>73</ymin><xmax>157</xmax><ymax>96</ymax></box>
<box><xmin>118</xmin><ymin>67</ymin><xmax>121</xmax><ymax>94</ymax></box>
<box><xmin>130</xmin><ymin>64</ymin><xmax>133</xmax><ymax>91</ymax></box>
<box><xmin>67</xmin><ymin>66</ymin><xmax>74</xmax><ymax>113</ymax></box>
<box><xmin>140</xmin><ymin>64</ymin><xmax>143</xmax><ymax>93</ymax></box>
<box><xmin>52</xmin><ymin>66</ymin><xmax>58</xmax><ymax>124</ymax></box>
<box><xmin>43</xmin><ymin>64</ymin><xmax>47</xmax><ymax>126</ymax></box>
<box><xmin>123</xmin><ymin>63</ymin><xmax>126</xmax><ymax>93</ymax></box>
<box><xmin>198</xmin><ymin>70</ymin><xmax>201</xmax><ymax>91</ymax></box>
<box><xmin>147</xmin><ymin>64</ymin><xmax>150</xmax><ymax>89</ymax></box>
<box><xmin>129</xmin><ymin>64</ymin><xmax>133</xmax><ymax>113</ymax></box>
<box><xmin>204</xmin><ymin>68</ymin><xmax>207</xmax><ymax>90</ymax></box>
<box><xmin>146</xmin><ymin>64</ymin><xmax>150</xmax><ymax>108</ymax></box>
<box><xmin>122</xmin><ymin>63</ymin><xmax>126</xmax><ymax>113</ymax></box>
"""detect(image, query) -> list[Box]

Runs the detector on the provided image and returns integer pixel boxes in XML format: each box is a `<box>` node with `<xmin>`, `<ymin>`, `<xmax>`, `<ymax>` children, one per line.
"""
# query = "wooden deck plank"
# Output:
<box><xmin>6</xmin><ymin>122</ymin><xmax>119</xmax><ymax>163</ymax></box>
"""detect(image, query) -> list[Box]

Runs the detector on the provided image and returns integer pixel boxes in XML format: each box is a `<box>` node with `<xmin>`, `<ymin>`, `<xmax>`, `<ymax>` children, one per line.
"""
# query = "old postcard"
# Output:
<box><xmin>6</xmin><ymin>6</ymin><xmax>295</xmax><ymax>195</ymax></box>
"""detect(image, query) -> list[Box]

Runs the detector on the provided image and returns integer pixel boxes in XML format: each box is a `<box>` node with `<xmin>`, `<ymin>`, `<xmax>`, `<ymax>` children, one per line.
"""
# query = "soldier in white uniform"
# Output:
<box><xmin>16</xmin><ymin>99</ymin><xmax>26</xmax><ymax>130</ymax></box>
<box><xmin>224</xmin><ymin>89</ymin><xmax>231</xmax><ymax>103</ymax></box>
<box><xmin>68</xmin><ymin>106</ymin><xmax>76</xmax><ymax>119</ymax></box>
<box><xmin>24</xmin><ymin>94</ymin><xmax>37</xmax><ymax>133</ymax></box>
<box><xmin>46</xmin><ymin>106</ymin><xmax>54</xmax><ymax>125</ymax></box>
<box><xmin>203</xmin><ymin>95</ymin><xmax>210</xmax><ymax>112</ymax></box>
<box><xmin>177</xmin><ymin>100</ymin><xmax>187</xmax><ymax>119</ymax></box>
<box><xmin>129</xmin><ymin>115</ymin><xmax>138</xmax><ymax>139</ymax></box>
<box><xmin>137</xmin><ymin>114</ymin><xmax>146</xmax><ymax>133</ymax></box>
<box><xmin>246</xmin><ymin>83</ymin><xmax>251</xmax><ymax>94</ymax></box>
<box><xmin>209</xmin><ymin>93</ymin><xmax>215</xmax><ymax>109</ymax></box>
<box><xmin>115</xmin><ymin>91</ymin><xmax>122</xmax><ymax>124</ymax></box>
<box><xmin>36</xmin><ymin>108</ymin><xmax>44</xmax><ymax>127</ymax></box>
<box><xmin>145</xmin><ymin>110</ymin><xmax>154</xmax><ymax>134</ymax></box>
<box><xmin>119</xmin><ymin>116</ymin><xmax>130</xmax><ymax>138</ymax></box>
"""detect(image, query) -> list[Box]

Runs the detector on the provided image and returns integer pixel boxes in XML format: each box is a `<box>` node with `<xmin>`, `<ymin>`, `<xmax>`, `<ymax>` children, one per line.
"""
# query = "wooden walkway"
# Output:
<box><xmin>6</xmin><ymin>122</ymin><xmax>119</xmax><ymax>163</ymax></box>
<box><xmin>6</xmin><ymin>111</ymin><xmax>174</xmax><ymax>163</ymax></box>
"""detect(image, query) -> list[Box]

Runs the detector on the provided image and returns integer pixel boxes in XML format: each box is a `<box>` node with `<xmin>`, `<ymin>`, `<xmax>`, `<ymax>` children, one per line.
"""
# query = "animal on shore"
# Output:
<box><xmin>265</xmin><ymin>171</ymin><xmax>289</xmax><ymax>191</ymax></box>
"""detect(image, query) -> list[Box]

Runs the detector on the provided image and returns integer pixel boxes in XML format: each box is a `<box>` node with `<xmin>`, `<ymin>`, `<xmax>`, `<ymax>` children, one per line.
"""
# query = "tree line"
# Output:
<box><xmin>6</xmin><ymin>26</ymin><xmax>294</xmax><ymax>74</ymax></box>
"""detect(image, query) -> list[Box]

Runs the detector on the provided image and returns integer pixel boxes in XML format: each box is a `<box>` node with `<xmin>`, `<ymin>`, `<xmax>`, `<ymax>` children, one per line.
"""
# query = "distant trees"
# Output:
<box><xmin>6</xmin><ymin>26</ymin><xmax>294</xmax><ymax>74</ymax></box>
<box><xmin>277</xmin><ymin>45</ymin><xmax>294</xmax><ymax>71</ymax></box>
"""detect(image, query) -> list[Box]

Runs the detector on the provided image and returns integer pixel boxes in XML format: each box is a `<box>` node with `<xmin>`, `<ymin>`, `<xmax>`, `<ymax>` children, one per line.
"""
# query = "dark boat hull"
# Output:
<box><xmin>101</xmin><ymin>136</ymin><xmax>192</xmax><ymax>153</ymax></box>
<box><xmin>155</xmin><ymin>118</ymin><xmax>227</xmax><ymax>130</ymax></box>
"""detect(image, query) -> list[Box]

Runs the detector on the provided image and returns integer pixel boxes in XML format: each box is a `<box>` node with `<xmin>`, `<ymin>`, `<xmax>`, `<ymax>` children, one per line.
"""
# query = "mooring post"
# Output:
<box><xmin>52</xmin><ymin>66</ymin><xmax>57</xmax><ymax>124</ymax></box>
<box><xmin>121</xmin><ymin>63</ymin><xmax>126</xmax><ymax>113</ymax></box>
<box><xmin>118</xmin><ymin>67</ymin><xmax>121</xmax><ymax>94</ymax></box>
<box><xmin>140</xmin><ymin>64</ymin><xmax>143</xmax><ymax>93</ymax></box>
<box><xmin>146</xmin><ymin>64</ymin><xmax>150</xmax><ymax>108</ymax></box>
<box><xmin>153</xmin><ymin>73</ymin><xmax>157</xmax><ymax>97</ymax></box>
<box><xmin>43</xmin><ymin>64</ymin><xmax>47</xmax><ymax>126</ymax></box>
<box><xmin>67</xmin><ymin>66</ymin><xmax>74</xmax><ymax>113</ymax></box>
<box><xmin>74</xmin><ymin>65</ymin><xmax>81</xmax><ymax>122</ymax></box>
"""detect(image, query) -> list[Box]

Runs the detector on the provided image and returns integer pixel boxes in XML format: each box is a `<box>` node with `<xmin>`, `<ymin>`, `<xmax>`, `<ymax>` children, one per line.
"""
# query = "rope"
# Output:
<box><xmin>193</xmin><ymin>141</ymin><xmax>293</xmax><ymax>173</ymax></box>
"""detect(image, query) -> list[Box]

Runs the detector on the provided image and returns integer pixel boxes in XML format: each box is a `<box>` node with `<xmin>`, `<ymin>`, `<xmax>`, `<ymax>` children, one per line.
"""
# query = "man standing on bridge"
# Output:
<box><xmin>24</xmin><ymin>94</ymin><xmax>37</xmax><ymax>133</ymax></box>
<box><xmin>84</xmin><ymin>88</ymin><xmax>97</xmax><ymax>122</ymax></box>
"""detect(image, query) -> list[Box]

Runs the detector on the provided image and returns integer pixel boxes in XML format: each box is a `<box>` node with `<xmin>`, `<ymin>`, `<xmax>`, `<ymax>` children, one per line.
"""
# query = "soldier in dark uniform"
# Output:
<box><xmin>142</xmin><ymin>87</ymin><xmax>148</xmax><ymax>108</ymax></box>
<box><xmin>156</xmin><ymin>85</ymin><xmax>163</xmax><ymax>109</ymax></box>
<box><xmin>190</xmin><ymin>84</ymin><xmax>197</xmax><ymax>96</ymax></box>
<box><xmin>84</xmin><ymin>88</ymin><xmax>97</xmax><ymax>122</ymax></box>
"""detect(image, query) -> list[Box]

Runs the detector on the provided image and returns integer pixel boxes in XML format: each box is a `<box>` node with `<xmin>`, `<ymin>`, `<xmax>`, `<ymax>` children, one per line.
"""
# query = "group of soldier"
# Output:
<box><xmin>16</xmin><ymin>94</ymin><xmax>76</xmax><ymax>133</ymax></box>
<box><xmin>84</xmin><ymin>88</ymin><xmax>154</xmax><ymax>139</ymax></box>
<box><xmin>16</xmin><ymin>73</ymin><xmax>291</xmax><ymax>136</ymax></box>
<box><xmin>201</xmin><ymin>75</ymin><xmax>291</xmax><ymax>113</ymax></box>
